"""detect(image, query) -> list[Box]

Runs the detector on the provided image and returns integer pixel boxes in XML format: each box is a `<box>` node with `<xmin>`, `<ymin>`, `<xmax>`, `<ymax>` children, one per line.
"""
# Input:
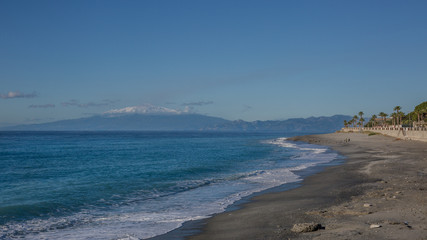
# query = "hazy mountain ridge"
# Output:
<box><xmin>2</xmin><ymin>113</ymin><xmax>351</xmax><ymax>133</ymax></box>
<box><xmin>205</xmin><ymin>115</ymin><xmax>351</xmax><ymax>133</ymax></box>
<box><xmin>2</xmin><ymin>114</ymin><xmax>229</xmax><ymax>131</ymax></box>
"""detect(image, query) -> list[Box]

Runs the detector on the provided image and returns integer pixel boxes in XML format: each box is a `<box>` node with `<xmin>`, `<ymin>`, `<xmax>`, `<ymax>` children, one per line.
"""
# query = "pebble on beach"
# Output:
<box><xmin>370</xmin><ymin>224</ymin><xmax>382</xmax><ymax>229</ymax></box>
<box><xmin>291</xmin><ymin>223</ymin><xmax>322</xmax><ymax>233</ymax></box>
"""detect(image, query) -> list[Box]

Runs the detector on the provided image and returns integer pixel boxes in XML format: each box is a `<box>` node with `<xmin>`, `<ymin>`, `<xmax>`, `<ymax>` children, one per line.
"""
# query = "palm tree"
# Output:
<box><xmin>353</xmin><ymin>115</ymin><xmax>359</xmax><ymax>127</ymax></box>
<box><xmin>414</xmin><ymin>109</ymin><xmax>421</xmax><ymax>123</ymax></box>
<box><xmin>358</xmin><ymin>111</ymin><xmax>364</xmax><ymax>127</ymax></box>
<box><xmin>379</xmin><ymin>112</ymin><xmax>388</xmax><ymax>126</ymax></box>
<box><xmin>348</xmin><ymin>119</ymin><xmax>353</xmax><ymax>128</ymax></box>
<box><xmin>371</xmin><ymin>114</ymin><xmax>377</xmax><ymax>127</ymax></box>
<box><xmin>398</xmin><ymin>112</ymin><xmax>405</xmax><ymax>127</ymax></box>
<box><xmin>359</xmin><ymin>117</ymin><xmax>365</xmax><ymax>128</ymax></box>
<box><xmin>394</xmin><ymin>106</ymin><xmax>401</xmax><ymax>125</ymax></box>
<box><xmin>343</xmin><ymin>120</ymin><xmax>348</xmax><ymax>128</ymax></box>
<box><xmin>391</xmin><ymin>112</ymin><xmax>397</xmax><ymax>126</ymax></box>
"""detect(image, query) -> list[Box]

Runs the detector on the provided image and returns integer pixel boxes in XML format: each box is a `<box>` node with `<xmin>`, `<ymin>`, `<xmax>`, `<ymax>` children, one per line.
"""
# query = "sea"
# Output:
<box><xmin>0</xmin><ymin>131</ymin><xmax>339</xmax><ymax>240</ymax></box>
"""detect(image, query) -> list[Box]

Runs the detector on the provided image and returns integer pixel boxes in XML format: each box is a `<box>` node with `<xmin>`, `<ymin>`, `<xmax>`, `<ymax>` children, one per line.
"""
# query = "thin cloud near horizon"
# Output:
<box><xmin>181</xmin><ymin>101</ymin><xmax>214</xmax><ymax>106</ymax></box>
<box><xmin>0</xmin><ymin>91</ymin><xmax>37</xmax><ymax>99</ymax></box>
<box><xmin>61</xmin><ymin>99</ymin><xmax>118</xmax><ymax>108</ymax></box>
<box><xmin>28</xmin><ymin>104</ymin><xmax>56</xmax><ymax>108</ymax></box>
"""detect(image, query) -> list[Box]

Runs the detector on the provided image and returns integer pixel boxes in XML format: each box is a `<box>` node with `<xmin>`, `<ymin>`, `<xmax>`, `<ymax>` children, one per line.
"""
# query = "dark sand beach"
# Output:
<box><xmin>186</xmin><ymin>132</ymin><xmax>427</xmax><ymax>240</ymax></box>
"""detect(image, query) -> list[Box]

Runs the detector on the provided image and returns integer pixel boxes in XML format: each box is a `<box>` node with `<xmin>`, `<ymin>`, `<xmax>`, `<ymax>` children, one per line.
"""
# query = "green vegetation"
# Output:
<box><xmin>379</xmin><ymin>112</ymin><xmax>388</xmax><ymax>126</ymax></box>
<box><xmin>344</xmin><ymin>101</ymin><xmax>427</xmax><ymax>129</ymax></box>
<box><xmin>413</xmin><ymin>101</ymin><xmax>427</xmax><ymax>123</ymax></box>
<box><xmin>359</xmin><ymin>117</ymin><xmax>365</xmax><ymax>127</ymax></box>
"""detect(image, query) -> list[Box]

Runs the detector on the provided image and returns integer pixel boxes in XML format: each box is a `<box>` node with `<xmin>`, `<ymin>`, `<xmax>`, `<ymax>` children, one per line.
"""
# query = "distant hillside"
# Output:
<box><xmin>2</xmin><ymin>114</ymin><xmax>230</xmax><ymax>131</ymax></box>
<box><xmin>2</xmin><ymin>113</ymin><xmax>351</xmax><ymax>132</ymax></box>
<box><xmin>206</xmin><ymin>115</ymin><xmax>352</xmax><ymax>133</ymax></box>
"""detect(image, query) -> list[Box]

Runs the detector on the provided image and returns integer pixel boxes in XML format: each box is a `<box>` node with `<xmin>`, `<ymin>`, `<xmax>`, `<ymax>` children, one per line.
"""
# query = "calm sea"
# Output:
<box><xmin>0</xmin><ymin>131</ymin><xmax>338</xmax><ymax>240</ymax></box>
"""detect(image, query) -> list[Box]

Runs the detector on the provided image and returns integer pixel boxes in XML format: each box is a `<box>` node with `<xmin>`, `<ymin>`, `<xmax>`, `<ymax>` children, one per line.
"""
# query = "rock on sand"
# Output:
<box><xmin>291</xmin><ymin>223</ymin><xmax>322</xmax><ymax>233</ymax></box>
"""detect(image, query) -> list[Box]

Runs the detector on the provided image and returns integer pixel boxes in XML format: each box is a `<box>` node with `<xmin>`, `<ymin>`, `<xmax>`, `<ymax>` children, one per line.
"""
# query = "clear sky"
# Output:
<box><xmin>1</xmin><ymin>0</ymin><xmax>426</xmax><ymax>127</ymax></box>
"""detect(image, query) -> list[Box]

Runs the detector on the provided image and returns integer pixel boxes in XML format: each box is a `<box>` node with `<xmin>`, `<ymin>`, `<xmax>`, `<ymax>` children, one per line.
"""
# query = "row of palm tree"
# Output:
<box><xmin>371</xmin><ymin>107</ymin><xmax>404</xmax><ymax>127</ymax></box>
<box><xmin>344</xmin><ymin>101</ymin><xmax>427</xmax><ymax>129</ymax></box>
<box><xmin>366</xmin><ymin>106</ymin><xmax>404</xmax><ymax>127</ymax></box>
<box><xmin>343</xmin><ymin>111</ymin><xmax>364</xmax><ymax>128</ymax></box>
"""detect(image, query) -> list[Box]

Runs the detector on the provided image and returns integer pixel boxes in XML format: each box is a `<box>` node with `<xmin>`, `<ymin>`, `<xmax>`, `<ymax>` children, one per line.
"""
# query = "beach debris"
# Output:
<box><xmin>369</xmin><ymin>224</ymin><xmax>382</xmax><ymax>229</ymax></box>
<box><xmin>386</xmin><ymin>220</ymin><xmax>412</xmax><ymax>228</ymax></box>
<box><xmin>404</xmin><ymin>221</ymin><xmax>412</xmax><ymax>229</ymax></box>
<box><xmin>386</xmin><ymin>221</ymin><xmax>401</xmax><ymax>225</ymax></box>
<box><xmin>363</xmin><ymin>203</ymin><xmax>372</xmax><ymax>207</ymax></box>
<box><xmin>291</xmin><ymin>223</ymin><xmax>322</xmax><ymax>233</ymax></box>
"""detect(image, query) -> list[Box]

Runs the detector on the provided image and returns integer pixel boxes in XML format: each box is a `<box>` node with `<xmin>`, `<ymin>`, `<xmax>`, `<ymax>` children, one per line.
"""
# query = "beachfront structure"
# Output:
<box><xmin>342</xmin><ymin>125</ymin><xmax>427</xmax><ymax>142</ymax></box>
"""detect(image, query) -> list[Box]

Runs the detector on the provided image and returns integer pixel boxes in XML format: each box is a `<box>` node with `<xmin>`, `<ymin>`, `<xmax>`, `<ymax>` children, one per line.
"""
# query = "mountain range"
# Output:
<box><xmin>2</xmin><ymin>105</ymin><xmax>351</xmax><ymax>133</ymax></box>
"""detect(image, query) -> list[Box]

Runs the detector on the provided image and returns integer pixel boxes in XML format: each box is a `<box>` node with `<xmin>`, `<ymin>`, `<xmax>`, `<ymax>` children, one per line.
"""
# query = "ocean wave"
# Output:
<box><xmin>0</xmin><ymin>168</ymin><xmax>301</xmax><ymax>240</ymax></box>
<box><xmin>1</xmin><ymin>136</ymin><xmax>339</xmax><ymax>240</ymax></box>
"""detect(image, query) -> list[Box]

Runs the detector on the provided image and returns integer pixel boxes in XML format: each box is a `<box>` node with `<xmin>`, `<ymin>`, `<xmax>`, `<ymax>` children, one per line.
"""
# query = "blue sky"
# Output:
<box><xmin>1</xmin><ymin>0</ymin><xmax>426</xmax><ymax>127</ymax></box>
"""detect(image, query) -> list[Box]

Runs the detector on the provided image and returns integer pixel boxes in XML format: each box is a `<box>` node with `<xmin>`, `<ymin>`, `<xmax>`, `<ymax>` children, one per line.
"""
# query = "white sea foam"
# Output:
<box><xmin>2</xmin><ymin>171</ymin><xmax>302</xmax><ymax>240</ymax></box>
<box><xmin>2</xmin><ymin>137</ymin><xmax>338</xmax><ymax>240</ymax></box>
<box><xmin>267</xmin><ymin>137</ymin><xmax>331</xmax><ymax>155</ymax></box>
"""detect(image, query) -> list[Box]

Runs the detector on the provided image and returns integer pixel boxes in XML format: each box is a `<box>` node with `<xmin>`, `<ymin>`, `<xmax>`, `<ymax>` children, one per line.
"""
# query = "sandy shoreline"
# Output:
<box><xmin>179</xmin><ymin>132</ymin><xmax>427</xmax><ymax>240</ymax></box>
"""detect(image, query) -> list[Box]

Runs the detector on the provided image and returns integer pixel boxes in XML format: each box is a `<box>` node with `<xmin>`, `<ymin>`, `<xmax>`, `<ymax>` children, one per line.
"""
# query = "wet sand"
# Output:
<box><xmin>186</xmin><ymin>132</ymin><xmax>427</xmax><ymax>240</ymax></box>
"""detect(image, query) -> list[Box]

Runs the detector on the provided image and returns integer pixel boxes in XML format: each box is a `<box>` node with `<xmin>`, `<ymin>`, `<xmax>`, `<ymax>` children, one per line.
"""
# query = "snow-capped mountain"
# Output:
<box><xmin>2</xmin><ymin>113</ymin><xmax>351</xmax><ymax>132</ymax></box>
<box><xmin>104</xmin><ymin>104</ymin><xmax>184</xmax><ymax>115</ymax></box>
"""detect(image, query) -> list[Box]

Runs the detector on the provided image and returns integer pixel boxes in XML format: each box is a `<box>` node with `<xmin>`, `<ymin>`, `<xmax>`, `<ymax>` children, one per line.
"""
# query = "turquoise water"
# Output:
<box><xmin>0</xmin><ymin>131</ymin><xmax>337</xmax><ymax>239</ymax></box>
